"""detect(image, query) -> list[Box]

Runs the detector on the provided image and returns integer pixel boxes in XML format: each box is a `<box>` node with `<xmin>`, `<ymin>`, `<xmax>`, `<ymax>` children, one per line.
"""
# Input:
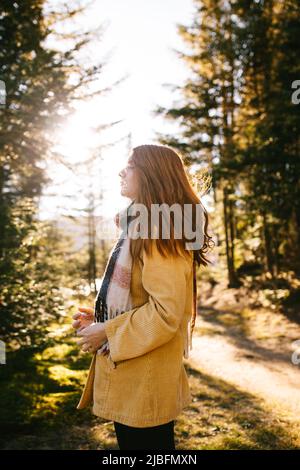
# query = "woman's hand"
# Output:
<box><xmin>76</xmin><ymin>322</ymin><xmax>108</xmax><ymax>354</ymax></box>
<box><xmin>72</xmin><ymin>306</ymin><xmax>94</xmax><ymax>332</ymax></box>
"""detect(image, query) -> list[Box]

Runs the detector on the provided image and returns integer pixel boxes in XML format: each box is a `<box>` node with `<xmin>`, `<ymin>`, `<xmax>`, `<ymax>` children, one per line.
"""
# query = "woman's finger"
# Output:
<box><xmin>76</xmin><ymin>326</ymin><xmax>87</xmax><ymax>334</ymax></box>
<box><xmin>78</xmin><ymin>306</ymin><xmax>94</xmax><ymax>315</ymax></box>
<box><xmin>77</xmin><ymin>336</ymin><xmax>89</xmax><ymax>347</ymax></box>
<box><xmin>73</xmin><ymin>311</ymin><xmax>93</xmax><ymax>320</ymax></box>
<box><xmin>72</xmin><ymin>319</ymin><xmax>81</xmax><ymax>329</ymax></box>
<box><xmin>76</xmin><ymin>327</ymin><xmax>86</xmax><ymax>337</ymax></box>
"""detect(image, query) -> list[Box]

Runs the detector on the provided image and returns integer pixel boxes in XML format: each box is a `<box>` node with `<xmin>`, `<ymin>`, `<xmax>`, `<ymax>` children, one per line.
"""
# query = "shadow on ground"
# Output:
<box><xmin>196</xmin><ymin>306</ymin><xmax>298</xmax><ymax>367</ymax></box>
<box><xmin>175</xmin><ymin>364</ymin><xmax>300</xmax><ymax>450</ymax></box>
<box><xmin>1</xmin><ymin>341</ymin><xmax>299</xmax><ymax>449</ymax></box>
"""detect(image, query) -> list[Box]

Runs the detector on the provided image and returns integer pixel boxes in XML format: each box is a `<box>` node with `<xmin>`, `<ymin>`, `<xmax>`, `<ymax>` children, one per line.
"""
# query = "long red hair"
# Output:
<box><xmin>125</xmin><ymin>144</ymin><xmax>214</xmax><ymax>340</ymax></box>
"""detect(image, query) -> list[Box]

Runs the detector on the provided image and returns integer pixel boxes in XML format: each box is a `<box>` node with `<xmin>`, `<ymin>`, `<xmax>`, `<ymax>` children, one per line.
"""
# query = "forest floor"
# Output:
<box><xmin>181</xmin><ymin>303</ymin><xmax>300</xmax><ymax>449</ymax></box>
<box><xmin>1</xmin><ymin>281</ymin><xmax>300</xmax><ymax>450</ymax></box>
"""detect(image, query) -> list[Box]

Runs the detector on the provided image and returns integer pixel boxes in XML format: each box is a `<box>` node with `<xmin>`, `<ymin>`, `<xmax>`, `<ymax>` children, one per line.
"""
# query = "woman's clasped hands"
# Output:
<box><xmin>72</xmin><ymin>306</ymin><xmax>108</xmax><ymax>354</ymax></box>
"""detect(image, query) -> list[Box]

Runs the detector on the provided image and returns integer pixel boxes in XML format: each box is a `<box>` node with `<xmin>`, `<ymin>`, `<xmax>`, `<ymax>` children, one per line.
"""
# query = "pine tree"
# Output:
<box><xmin>0</xmin><ymin>0</ymin><xmax>106</xmax><ymax>348</ymax></box>
<box><xmin>155</xmin><ymin>0</ymin><xmax>243</xmax><ymax>286</ymax></box>
<box><xmin>155</xmin><ymin>0</ymin><xmax>300</xmax><ymax>282</ymax></box>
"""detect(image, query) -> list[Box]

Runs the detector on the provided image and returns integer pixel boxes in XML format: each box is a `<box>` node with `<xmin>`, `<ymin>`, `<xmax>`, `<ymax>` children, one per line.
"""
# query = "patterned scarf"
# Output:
<box><xmin>94</xmin><ymin>202</ymin><xmax>135</xmax><ymax>357</ymax></box>
<box><xmin>94</xmin><ymin>202</ymin><xmax>195</xmax><ymax>359</ymax></box>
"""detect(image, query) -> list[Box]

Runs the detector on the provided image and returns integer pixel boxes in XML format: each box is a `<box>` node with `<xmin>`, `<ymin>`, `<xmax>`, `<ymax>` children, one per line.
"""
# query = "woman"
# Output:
<box><xmin>72</xmin><ymin>144</ymin><xmax>213</xmax><ymax>450</ymax></box>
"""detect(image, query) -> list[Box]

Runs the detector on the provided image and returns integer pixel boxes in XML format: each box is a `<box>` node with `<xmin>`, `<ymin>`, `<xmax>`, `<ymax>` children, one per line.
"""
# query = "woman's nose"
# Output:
<box><xmin>119</xmin><ymin>168</ymin><xmax>125</xmax><ymax>178</ymax></box>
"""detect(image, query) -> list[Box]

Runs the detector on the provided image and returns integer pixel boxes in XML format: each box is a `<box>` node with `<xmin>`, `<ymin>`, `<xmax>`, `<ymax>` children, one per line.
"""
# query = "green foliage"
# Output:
<box><xmin>0</xmin><ymin>0</ymin><xmax>105</xmax><ymax>349</ymax></box>
<box><xmin>0</xmin><ymin>337</ymin><xmax>97</xmax><ymax>449</ymax></box>
<box><xmin>0</xmin><ymin>199</ymin><xmax>66</xmax><ymax>349</ymax></box>
<box><xmin>155</xmin><ymin>0</ymin><xmax>300</xmax><ymax>282</ymax></box>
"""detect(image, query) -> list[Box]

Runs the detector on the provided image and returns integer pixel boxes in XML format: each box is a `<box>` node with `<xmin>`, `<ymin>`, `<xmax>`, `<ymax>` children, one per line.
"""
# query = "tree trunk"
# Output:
<box><xmin>262</xmin><ymin>210</ymin><xmax>274</xmax><ymax>277</ymax></box>
<box><xmin>223</xmin><ymin>187</ymin><xmax>240</xmax><ymax>287</ymax></box>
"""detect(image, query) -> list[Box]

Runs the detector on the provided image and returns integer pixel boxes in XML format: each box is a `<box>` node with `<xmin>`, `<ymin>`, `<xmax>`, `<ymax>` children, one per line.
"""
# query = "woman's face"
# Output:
<box><xmin>119</xmin><ymin>159</ymin><xmax>139</xmax><ymax>200</ymax></box>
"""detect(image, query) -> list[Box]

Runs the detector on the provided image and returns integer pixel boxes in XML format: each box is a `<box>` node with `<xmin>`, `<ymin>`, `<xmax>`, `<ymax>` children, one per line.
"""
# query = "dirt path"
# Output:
<box><xmin>188</xmin><ymin>308</ymin><xmax>300</xmax><ymax>420</ymax></box>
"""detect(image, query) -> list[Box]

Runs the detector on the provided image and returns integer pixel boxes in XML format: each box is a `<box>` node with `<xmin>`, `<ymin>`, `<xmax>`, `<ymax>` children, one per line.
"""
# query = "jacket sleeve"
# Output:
<box><xmin>104</xmin><ymin>244</ymin><xmax>189</xmax><ymax>363</ymax></box>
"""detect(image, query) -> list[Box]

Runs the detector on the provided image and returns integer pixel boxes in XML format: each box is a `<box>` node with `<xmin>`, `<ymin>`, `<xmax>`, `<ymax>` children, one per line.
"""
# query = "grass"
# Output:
<box><xmin>0</xmin><ymin>329</ymin><xmax>117</xmax><ymax>450</ymax></box>
<box><xmin>1</xmin><ymin>310</ymin><xmax>300</xmax><ymax>450</ymax></box>
<box><xmin>175</xmin><ymin>364</ymin><xmax>300</xmax><ymax>450</ymax></box>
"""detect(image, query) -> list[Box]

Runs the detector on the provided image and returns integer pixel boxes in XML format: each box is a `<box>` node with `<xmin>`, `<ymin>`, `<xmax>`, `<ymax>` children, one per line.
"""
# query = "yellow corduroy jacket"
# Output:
<box><xmin>76</xmin><ymin>242</ymin><xmax>194</xmax><ymax>428</ymax></box>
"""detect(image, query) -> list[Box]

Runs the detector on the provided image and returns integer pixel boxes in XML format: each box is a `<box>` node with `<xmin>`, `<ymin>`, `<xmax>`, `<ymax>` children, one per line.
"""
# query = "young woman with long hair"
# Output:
<box><xmin>72</xmin><ymin>144</ymin><xmax>214</xmax><ymax>450</ymax></box>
